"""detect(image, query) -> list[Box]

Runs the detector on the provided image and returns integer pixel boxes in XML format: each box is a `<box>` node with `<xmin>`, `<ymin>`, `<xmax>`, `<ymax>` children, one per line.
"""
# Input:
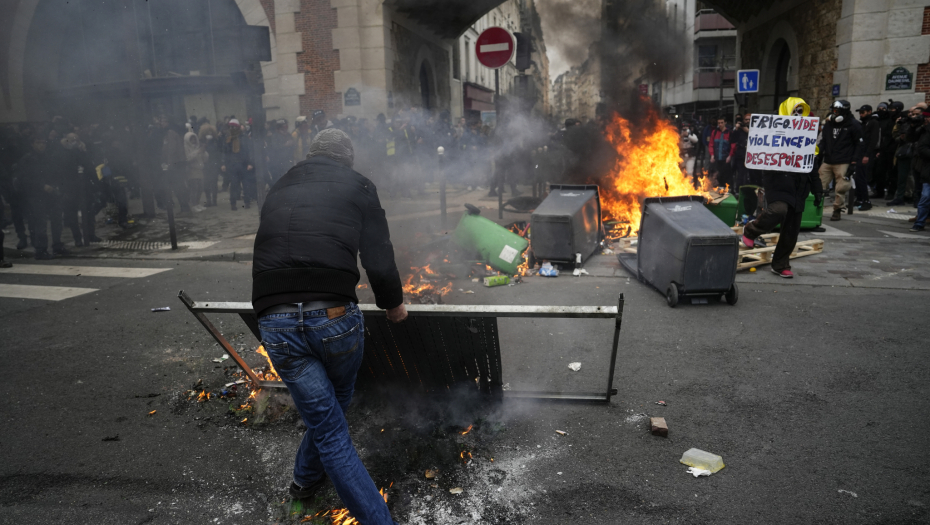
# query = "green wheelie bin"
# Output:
<box><xmin>452</xmin><ymin>204</ymin><xmax>529</xmax><ymax>275</ymax></box>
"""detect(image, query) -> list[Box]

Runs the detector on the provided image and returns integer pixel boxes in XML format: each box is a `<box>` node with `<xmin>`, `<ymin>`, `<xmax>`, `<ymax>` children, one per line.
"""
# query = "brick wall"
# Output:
<box><xmin>919</xmin><ymin>7</ymin><xmax>930</xmax><ymax>102</ymax></box>
<box><xmin>294</xmin><ymin>0</ymin><xmax>341</xmax><ymax>118</ymax></box>
<box><xmin>739</xmin><ymin>0</ymin><xmax>842</xmax><ymax>118</ymax></box>
<box><xmin>917</xmin><ymin>63</ymin><xmax>930</xmax><ymax>102</ymax></box>
<box><xmin>259</xmin><ymin>0</ymin><xmax>275</xmax><ymax>33</ymax></box>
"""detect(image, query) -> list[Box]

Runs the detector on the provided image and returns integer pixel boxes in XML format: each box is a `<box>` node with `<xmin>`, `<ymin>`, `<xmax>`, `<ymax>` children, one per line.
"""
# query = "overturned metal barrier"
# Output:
<box><xmin>178</xmin><ymin>291</ymin><xmax>624</xmax><ymax>403</ymax></box>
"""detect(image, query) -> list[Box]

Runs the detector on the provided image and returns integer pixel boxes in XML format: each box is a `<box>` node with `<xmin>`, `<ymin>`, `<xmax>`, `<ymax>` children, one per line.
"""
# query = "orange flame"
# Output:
<box><xmin>304</xmin><ymin>486</ymin><xmax>389</xmax><ymax>524</ymax></box>
<box><xmin>461</xmin><ymin>424</ymin><xmax>473</xmax><ymax>435</ymax></box>
<box><xmin>599</xmin><ymin>108</ymin><xmax>724</xmax><ymax>234</ymax></box>
<box><xmin>256</xmin><ymin>345</ymin><xmax>279</xmax><ymax>381</ymax></box>
<box><xmin>402</xmin><ymin>265</ymin><xmax>452</xmax><ymax>302</ymax></box>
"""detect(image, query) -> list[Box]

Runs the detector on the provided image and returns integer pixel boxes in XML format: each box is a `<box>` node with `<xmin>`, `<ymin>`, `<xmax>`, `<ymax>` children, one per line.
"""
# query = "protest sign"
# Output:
<box><xmin>745</xmin><ymin>114</ymin><xmax>819</xmax><ymax>173</ymax></box>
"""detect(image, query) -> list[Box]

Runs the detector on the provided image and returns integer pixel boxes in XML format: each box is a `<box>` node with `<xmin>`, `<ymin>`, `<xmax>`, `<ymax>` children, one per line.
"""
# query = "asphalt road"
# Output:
<box><xmin>1</xmin><ymin>201</ymin><xmax>929</xmax><ymax>524</ymax></box>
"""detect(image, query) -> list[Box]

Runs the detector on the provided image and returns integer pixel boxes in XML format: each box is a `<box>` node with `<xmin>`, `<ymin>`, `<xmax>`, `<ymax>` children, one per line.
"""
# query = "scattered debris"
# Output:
<box><xmin>449</xmin><ymin>487</ymin><xmax>463</xmax><ymax>495</ymax></box>
<box><xmin>224</xmin><ymin>379</ymin><xmax>248</xmax><ymax>388</ymax></box>
<box><xmin>686</xmin><ymin>467</ymin><xmax>712</xmax><ymax>477</ymax></box>
<box><xmin>147</xmin><ymin>410</ymin><xmax>157</xmax><ymax>416</ymax></box>
<box><xmin>872</xmin><ymin>260</ymin><xmax>880</xmax><ymax>263</ymax></box>
<box><xmin>463</xmin><ymin>290</ymin><xmax>475</xmax><ymax>294</ymax></box>
<box><xmin>212</xmin><ymin>354</ymin><xmax>229</xmax><ymax>363</ymax></box>
<box><xmin>539</xmin><ymin>262</ymin><xmax>559</xmax><ymax>277</ymax></box>
<box><xmin>424</xmin><ymin>469</ymin><xmax>438</xmax><ymax>479</ymax></box>
<box><xmin>837</xmin><ymin>489</ymin><xmax>858</xmax><ymax>498</ymax></box>
<box><xmin>555</xmin><ymin>430</ymin><xmax>568</xmax><ymax>436</ymax></box>
<box><xmin>572</xmin><ymin>268</ymin><xmax>589</xmax><ymax>276</ymax></box>
<box><xmin>567</xmin><ymin>362</ymin><xmax>581</xmax><ymax>372</ymax></box>
<box><xmin>650</xmin><ymin>417</ymin><xmax>668</xmax><ymax>437</ymax></box>
<box><xmin>655</xmin><ymin>400</ymin><xmax>667</xmax><ymax>406</ymax></box>
<box><xmin>680</xmin><ymin>448</ymin><xmax>725</xmax><ymax>474</ymax></box>
<box><xmin>483</xmin><ymin>275</ymin><xmax>510</xmax><ymax>287</ymax></box>
<box><xmin>502</xmin><ymin>383</ymin><xmax>511</xmax><ymax>391</ymax></box>
<box><xmin>749</xmin><ymin>267</ymin><xmax>757</xmax><ymax>272</ymax></box>
<box><xmin>150</xmin><ymin>307</ymin><xmax>171</xmax><ymax>312</ymax></box>
<box><xmin>102</xmin><ymin>435</ymin><xmax>120</xmax><ymax>442</ymax></box>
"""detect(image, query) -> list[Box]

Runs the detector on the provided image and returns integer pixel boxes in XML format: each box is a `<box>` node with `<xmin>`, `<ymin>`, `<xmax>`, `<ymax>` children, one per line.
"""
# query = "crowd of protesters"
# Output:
<box><xmin>675</xmin><ymin>98</ymin><xmax>930</xmax><ymax>231</ymax></box>
<box><xmin>0</xmin><ymin>102</ymin><xmax>576</xmax><ymax>264</ymax></box>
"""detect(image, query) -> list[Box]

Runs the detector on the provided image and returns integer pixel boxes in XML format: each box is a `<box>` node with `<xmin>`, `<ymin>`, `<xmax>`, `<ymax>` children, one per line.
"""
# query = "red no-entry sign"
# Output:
<box><xmin>476</xmin><ymin>27</ymin><xmax>514</xmax><ymax>69</ymax></box>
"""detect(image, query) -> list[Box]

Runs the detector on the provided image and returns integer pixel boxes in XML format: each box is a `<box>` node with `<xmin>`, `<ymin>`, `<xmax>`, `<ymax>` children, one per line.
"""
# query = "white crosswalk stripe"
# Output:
<box><xmin>0</xmin><ymin>264</ymin><xmax>171</xmax><ymax>301</ymax></box>
<box><xmin>0</xmin><ymin>284</ymin><xmax>99</xmax><ymax>301</ymax></box>
<box><xmin>0</xmin><ymin>265</ymin><xmax>171</xmax><ymax>278</ymax></box>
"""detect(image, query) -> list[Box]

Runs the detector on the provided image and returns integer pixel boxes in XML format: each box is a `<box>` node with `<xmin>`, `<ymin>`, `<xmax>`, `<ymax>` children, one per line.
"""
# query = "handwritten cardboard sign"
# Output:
<box><xmin>745</xmin><ymin>114</ymin><xmax>820</xmax><ymax>173</ymax></box>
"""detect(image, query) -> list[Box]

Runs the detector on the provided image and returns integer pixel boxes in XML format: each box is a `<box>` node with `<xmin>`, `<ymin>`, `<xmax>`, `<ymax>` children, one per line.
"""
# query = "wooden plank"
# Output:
<box><xmin>736</xmin><ymin>239</ymin><xmax>824</xmax><ymax>270</ymax></box>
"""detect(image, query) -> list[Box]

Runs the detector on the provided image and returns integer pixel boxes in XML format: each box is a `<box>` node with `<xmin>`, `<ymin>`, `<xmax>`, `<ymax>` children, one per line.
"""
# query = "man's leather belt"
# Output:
<box><xmin>259</xmin><ymin>301</ymin><xmax>349</xmax><ymax>318</ymax></box>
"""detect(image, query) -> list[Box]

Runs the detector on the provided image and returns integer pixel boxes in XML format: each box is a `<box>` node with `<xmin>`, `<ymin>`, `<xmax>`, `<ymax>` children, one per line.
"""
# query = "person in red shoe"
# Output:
<box><xmin>741</xmin><ymin>97</ymin><xmax>824</xmax><ymax>278</ymax></box>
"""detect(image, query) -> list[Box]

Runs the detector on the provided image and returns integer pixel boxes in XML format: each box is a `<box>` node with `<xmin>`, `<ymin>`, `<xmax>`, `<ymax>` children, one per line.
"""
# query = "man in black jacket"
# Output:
<box><xmin>873</xmin><ymin>102</ymin><xmax>897</xmax><ymax>199</ymax></box>
<box><xmin>742</xmin><ymin>98</ymin><xmax>825</xmax><ymax>278</ymax></box>
<box><xmin>910</xmin><ymin>112</ymin><xmax>930</xmax><ymax>231</ymax></box>
<box><xmin>252</xmin><ymin>128</ymin><xmax>404</xmax><ymax>524</ymax></box>
<box><xmin>854</xmin><ymin>105</ymin><xmax>880</xmax><ymax>210</ymax></box>
<box><xmin>819</xmin><ymin>100</ymin><xmax>862</xmax><ymax>221</ymax></box>
<box><xmin>15</xmin><ymin>135</ymin><xmax>62</xmax><ymax>259</ymax></box>
<box><xmin>221</xmin><ymin>119</ymin><xmax>254</xmax><ymax>210</ymax></box>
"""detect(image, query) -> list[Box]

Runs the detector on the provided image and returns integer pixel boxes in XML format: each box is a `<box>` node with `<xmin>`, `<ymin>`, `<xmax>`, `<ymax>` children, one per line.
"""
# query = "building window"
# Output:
<box><xmin>453</xmin><ymin>41</ymin><xmax>461</xmax><ymax>80</ymax></box>
<box><xmin>698</xmin><ymin>45</ymin><xmax>717</xmax><ymax>68</ymax></box>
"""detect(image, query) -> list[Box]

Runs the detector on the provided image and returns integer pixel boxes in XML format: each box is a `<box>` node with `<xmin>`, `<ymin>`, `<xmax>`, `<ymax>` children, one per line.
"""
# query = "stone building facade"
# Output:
<box><xmin>1</xmin><ymin>0</ymin><xmax>550</xmax><ymax>125</ymax></box>
<box><xmin>734</xmin><ymin>0</ymin><xmax>929</xmax><ymax>118</ymax></box>
<box><xmin>549</xmin><ymin>45</ymin><xmax>601</xmax><ymax>124</ymax></box>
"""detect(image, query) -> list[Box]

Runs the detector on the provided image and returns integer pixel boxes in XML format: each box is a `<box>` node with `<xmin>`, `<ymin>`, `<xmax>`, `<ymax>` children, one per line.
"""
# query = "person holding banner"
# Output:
<box><xmin>742</xmin><ymin>97</ymin><xmax>824</xmax><ymax>278</ymax></box>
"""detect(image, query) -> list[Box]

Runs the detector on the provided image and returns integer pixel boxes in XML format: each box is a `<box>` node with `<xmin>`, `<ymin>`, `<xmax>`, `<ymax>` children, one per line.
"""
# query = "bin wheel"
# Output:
<box><xmin>725</xmin><ymin>283</ymin><xmax>739</xmax><ymax>305</ymax></box>
<box><xmin>666</xmin><ymin>283</ymin><xmax>679</xmax><ymax>308</ymax></box>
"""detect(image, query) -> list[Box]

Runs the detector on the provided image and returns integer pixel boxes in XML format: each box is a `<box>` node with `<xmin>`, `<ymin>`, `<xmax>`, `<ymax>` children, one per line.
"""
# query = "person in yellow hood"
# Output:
<box><xmin>741</xmin><ymin>97</ymin><xmax>825</xmax><ymax>279</ymax></box>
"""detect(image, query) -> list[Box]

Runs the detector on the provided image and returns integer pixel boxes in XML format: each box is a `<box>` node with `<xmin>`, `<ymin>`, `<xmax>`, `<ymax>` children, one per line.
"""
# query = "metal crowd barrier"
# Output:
<box><xmin>178</xmin><ymin>291</ymin><xmax>624</xmax><ymax>403</ymax></box>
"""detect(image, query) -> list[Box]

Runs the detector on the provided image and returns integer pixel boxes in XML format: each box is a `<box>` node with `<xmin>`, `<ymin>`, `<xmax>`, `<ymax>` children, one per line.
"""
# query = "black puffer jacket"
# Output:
<box><xmin>916</xmin><ymin>124</ymin><xmax>930</xmax><ymax>185</ymax></box>
<box><xmin>821</xmin><ymin>117</ymin><xmax>862</xmax><ymax>165</ymax></box>
<box><xmin>762</xmin><ymin>167</ymin><xmax>823</xmax><ymax>211</ymax></box>
<box><xmin>251</xmin><ymin>156</ymin><xmax>403</xmax><ymax>313</ymax></box>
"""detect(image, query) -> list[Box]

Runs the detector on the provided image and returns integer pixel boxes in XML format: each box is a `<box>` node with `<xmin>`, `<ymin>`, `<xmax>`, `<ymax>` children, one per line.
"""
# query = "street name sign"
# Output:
<box><xmin>736</xmin><ymin>69</ymin><xmax>759</xmax><ymax>93</ymax></box>
<box><xmin>476</xmin><ymin>27</ymin><xmax>514</xmax><ymax>69</ymax></box>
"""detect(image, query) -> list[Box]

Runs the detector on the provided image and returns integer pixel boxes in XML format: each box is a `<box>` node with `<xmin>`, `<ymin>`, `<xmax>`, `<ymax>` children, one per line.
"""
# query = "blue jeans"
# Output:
<box><xmin>915</xmin><ymin>183</ymin><xmax>930</xmax><ymax>228</ymax></box>
<box><xmin>259</xmin><ymin>304</ymin><xmax>395</xmax><ymax>525</ymax></box>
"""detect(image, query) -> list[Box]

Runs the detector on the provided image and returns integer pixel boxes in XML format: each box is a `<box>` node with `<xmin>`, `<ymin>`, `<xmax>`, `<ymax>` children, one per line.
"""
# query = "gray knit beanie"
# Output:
<box><xmin>308</xmin><ymin>128</ymin><xmax>354</xmax><ymax>168</ymax></box>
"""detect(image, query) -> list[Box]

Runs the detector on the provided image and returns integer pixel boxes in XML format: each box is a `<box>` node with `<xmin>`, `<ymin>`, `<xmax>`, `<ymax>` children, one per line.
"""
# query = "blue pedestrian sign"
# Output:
<box><xmin>736</xmin><ymin>70</ymin><xmax>759</xmax><ymax>93</ymax></box>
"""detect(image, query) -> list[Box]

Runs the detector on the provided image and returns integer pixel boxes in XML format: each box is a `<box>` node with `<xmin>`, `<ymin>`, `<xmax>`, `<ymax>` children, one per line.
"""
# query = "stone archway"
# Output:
<box><xmin>759</xmin><ymin>20</ymin><xmax>799</xmax><ymax>112</ymax></box>
<box><xmin>414</xmin><ymin>45</ymin><xmax>440</xmax><ymax>111</ymax></box>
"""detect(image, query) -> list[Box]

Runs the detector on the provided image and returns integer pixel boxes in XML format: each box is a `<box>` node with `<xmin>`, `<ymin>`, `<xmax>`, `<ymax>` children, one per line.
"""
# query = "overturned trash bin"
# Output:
<box><xmin>452</xmin><ymin>204</ymin><xmax>528</xmax><ymax>275</ymax></box>
<box><xmin>618</xmin><ymin>196</ymin><xmax>739</xmax><ymax>307</ymax></box>
<box><xmin>530</xmin><ymin>184</ymin><xmax>603</xmax><ymax>265</ymax></box>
